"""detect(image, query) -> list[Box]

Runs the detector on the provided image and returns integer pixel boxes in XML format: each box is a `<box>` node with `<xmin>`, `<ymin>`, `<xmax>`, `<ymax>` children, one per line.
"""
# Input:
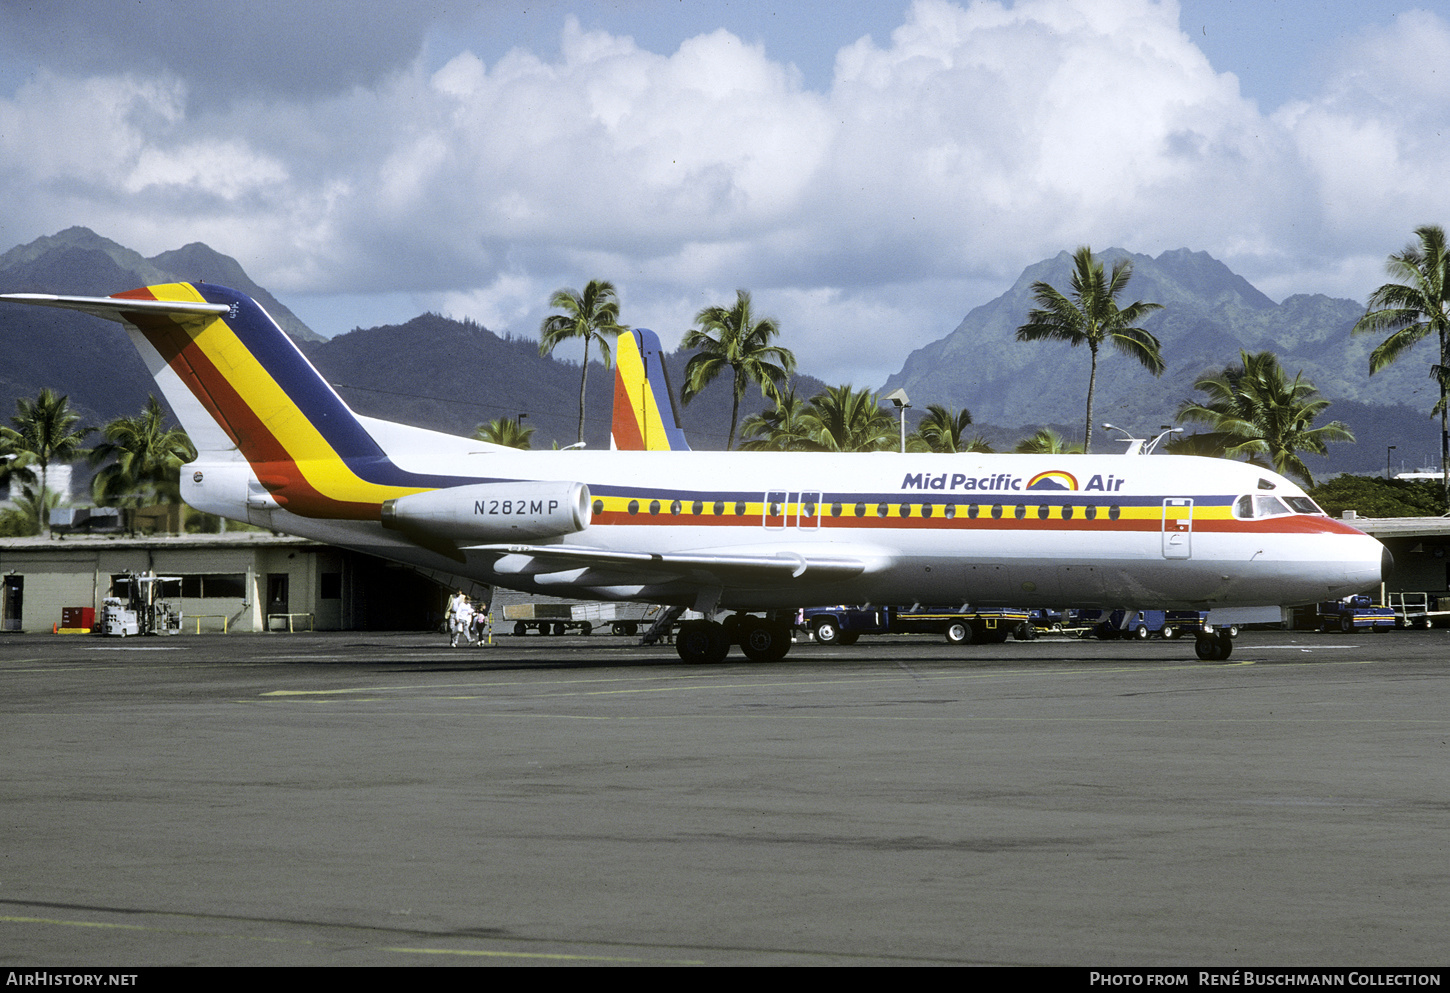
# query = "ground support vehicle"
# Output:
<box><xmin>1386</xmin><ymin>592</ymin><xmax>1450</xmax><ymax>629</ymax></box>
<box><xmin>796</xmin><ymin>605</ymin><xmax>1032</xmax><ymax>646</ymax></box>
<box><xmin>1300</xmin><ymin>596</ymin><xmax>1396</xmax><ymax>633</ymax></box>
<box><xmin>496</xmin><ymin>595</ymin><xmax>660</xmax><ymax>636</ymax></box>
<box><xmin>1070</xmin><ymin>608</ymin><xmax>1214</xmax><ymax>641</ymax></box>
<box><xmin>501</xmin><ymin>602</ymin><xmax>590</xmax><ymax>636</ymax></box>
<box><xmin>568</xmin><ymin>601</ymin><xmax>661</xmax><ymax>636</ymax></box>
<box><xmin>99</xmin><ymin>572</ymin><xmax>183</xmax><ymax>637</ymax></box>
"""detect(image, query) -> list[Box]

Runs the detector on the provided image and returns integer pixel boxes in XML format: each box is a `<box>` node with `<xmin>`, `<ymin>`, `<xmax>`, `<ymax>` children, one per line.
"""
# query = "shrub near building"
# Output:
<box><xmin>1308</xmin><ymin>475</ymin><xmax>1448</xmax><ymax>518</ymax></box>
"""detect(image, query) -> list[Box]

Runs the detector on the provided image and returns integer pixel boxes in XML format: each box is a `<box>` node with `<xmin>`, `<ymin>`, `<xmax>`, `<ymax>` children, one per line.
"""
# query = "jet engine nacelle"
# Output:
<box><xmin>381</xmin><ymin>481</ymin><xmax>591</xmax><ymax>542</ymax></box>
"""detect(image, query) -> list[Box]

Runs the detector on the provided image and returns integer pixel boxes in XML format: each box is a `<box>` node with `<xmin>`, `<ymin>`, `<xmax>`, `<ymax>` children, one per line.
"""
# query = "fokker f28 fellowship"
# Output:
<box><xmin>1</xmin><ymin>282</ymin><xmax>1391</xmax><ymax>663</ymax></box>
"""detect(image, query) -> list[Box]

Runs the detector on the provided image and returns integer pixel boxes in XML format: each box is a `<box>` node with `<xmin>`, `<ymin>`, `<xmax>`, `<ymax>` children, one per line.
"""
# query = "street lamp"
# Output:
<box><xmin>885</xmin><ymin>389</ymin><xmax>911</xmax><ymax>454</ymax></box>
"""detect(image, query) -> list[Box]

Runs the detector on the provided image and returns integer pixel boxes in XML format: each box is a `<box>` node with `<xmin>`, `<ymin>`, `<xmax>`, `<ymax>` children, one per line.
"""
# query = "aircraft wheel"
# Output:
<box><xmin>838</xmin><ymin>632</ymin><xmax>860</xmax><ymax>646</ymax></box>
<box><xmin>739</xmin><ymin>618</ymin><xmax>791</xmax><ymax>662</ymax></box>
<box><xmin>676</xmin><ymin>620</ymin><xmax>731</xmax><ymax>664</ymax></box>
<box><xmin>813</xmin><ymin>618</ymin><xmax>842</xmax><ymax>646</ymax></box>
<box><xmin>1194</xmin><ymin>631</ymin><xmax>1234</xmax><ymax>661</ymax></box>
<box><xmin>945</xmin><ymin>621</ymin><xmax>973</xmax><ymax>645</ymax></box>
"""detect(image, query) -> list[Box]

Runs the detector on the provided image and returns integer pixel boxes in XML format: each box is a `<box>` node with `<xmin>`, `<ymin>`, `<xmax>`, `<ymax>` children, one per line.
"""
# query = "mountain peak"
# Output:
<box><xmin>0</xmin><ymin>228</ymin><xmax>322</xmax><ymax>343</ymax></box>
<box><xmin>880</xmin><ymin>245</ymin><xmax>1404</xmax><ymax>443</ymax></box>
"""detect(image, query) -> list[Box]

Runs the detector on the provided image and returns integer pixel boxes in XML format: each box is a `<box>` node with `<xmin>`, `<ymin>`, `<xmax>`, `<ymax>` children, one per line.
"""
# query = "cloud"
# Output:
<box><xmin>1</xmin><ymin>0</ymin><xmax>1447</xmax><ymax>388</ymax></box>
<box><xmin>0</xmin><ymin>0</ymin><xmax>444</xmax><ymax>104</ymax></box>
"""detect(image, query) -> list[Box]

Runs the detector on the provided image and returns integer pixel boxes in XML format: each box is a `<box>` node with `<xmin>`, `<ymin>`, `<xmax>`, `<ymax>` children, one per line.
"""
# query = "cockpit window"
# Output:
<box><xmin>1254</xmin><ymin>496</ymin><xmax>1291</xmax><ymax>517</ymax></box>
<box><xmin>1257</xmin><ymin>478</ymin><xmax>1276</xmax><ymax>491</ymax></box>
<box><xmin>1235</xmin><ymin>494</ymin><xmax>1304</xmax><ymax>518</ymax></box>
<box><xmin>1283</xmin><ymin>496</ymin><xmax>1326</xmax><ymax>515</ymax></box>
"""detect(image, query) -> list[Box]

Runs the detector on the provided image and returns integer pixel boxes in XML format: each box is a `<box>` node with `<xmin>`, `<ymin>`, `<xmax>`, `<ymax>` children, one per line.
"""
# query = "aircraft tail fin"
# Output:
<box><xmin>1</xmin><ymin>283</ymin><xmax>441</xmax><ymax>519</ymax></box>
<box><xmin>610</xmin><ymin>327</ymin><xmax>691</xmax><ymax>451</ymax></box>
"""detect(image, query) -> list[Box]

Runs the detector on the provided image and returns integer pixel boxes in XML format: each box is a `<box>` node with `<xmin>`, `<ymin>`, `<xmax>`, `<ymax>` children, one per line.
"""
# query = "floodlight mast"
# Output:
<box><xmin>886</xmin><ymin>389</ymin><xmax>911</xmax><ymax>454</ymax></box>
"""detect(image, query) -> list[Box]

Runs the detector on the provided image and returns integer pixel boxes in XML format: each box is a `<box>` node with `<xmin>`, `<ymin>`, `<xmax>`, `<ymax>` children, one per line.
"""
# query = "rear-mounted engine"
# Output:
<box><xmin>381</xmin><ymin>480</ymin><xmax>591</xmax><ymax>542</ymax></box>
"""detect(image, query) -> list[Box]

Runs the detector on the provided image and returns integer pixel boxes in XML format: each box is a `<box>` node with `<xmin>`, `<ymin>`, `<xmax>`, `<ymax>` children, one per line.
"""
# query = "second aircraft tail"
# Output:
<box><xmin>610</xmin><ymin>327</ymin><xmax>691</xmax><ymax>451</ymax></box>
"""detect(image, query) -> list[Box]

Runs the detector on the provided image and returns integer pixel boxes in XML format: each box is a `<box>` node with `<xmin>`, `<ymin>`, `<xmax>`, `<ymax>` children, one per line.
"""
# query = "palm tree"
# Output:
<box><xmin>1351</xmin><ymin>225</ymin><xmax>1450</xmax><ymax>502</ymax></box>
<box><xmin>473</xmin><ymin>417</ymin><xmax>535</xmax><ymax>450</ymax></box>
<box><xmin>798</xmin><ymin>384</ymin><xmax>896</xmax><ymax>453</ymax></box>
<box><xmin>1162</xmin><ymin>432</ymin><xmax>1232</xmax><ymax>459</ymax></box>
<box><xmin>539</xmin><ymin>280</ymin><xmax>626</xmax><ymax>445</ymax></box>
<box><xmin>1013</xmin><ymin>427</ymin><xmax>1084</xmax><ymax>454</ymax></box>
<box><xmin>680</xmin><ymin>290</ymin><xmax>796</xmax><ymax>450</ymax></box>
<box><xmin>10</xmin><ymin>485</ymin><xmax>59</xmax><ymax>536</ymax></box>
<box><xmin>89</xmin><ymin>396</ymin><xmax>197</xmax><ymax>508</ymax></box>
<box><xmin>1015</xmin><ymin>247</ymin><xmax>1164</xmax><ymax>453</ymax></box>
<box><xmin>0</xmin><ymin>426</ymin><xmax>37</xmax><ymax>495</ymax></box>
<box><xmin>907</xmin><ymin>403</ymin><xmax>974</xmax><ymax>453</ymax></box>
<box><xmin>740</xmin><ymin>386</ymin><xmax>813</xmax><ymax>452</ymax></box>
<box><xmin>10</xmin><ymin>388</ymin><xmax>91</xmax><ymax>537</ymax></box>
<box><xmin>1176</xmin><ymin>350</ymin><xmax>1352</xmax><ymax>486</ymax></box>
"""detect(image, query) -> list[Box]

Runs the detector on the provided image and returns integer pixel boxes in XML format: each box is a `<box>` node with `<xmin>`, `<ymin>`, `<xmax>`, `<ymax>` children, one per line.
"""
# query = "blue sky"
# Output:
<box><xmin>0</xmin><ymin>0</ymin><xmax>1445</xmax><ymax>386</ymax></box>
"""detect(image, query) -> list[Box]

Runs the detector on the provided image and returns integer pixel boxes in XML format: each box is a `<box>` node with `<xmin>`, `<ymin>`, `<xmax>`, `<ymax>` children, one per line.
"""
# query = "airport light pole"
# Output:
<box><xmin>885</xmin><ymin>389</ymin><xmax>911</xmax><ymax>454</ymax></box>
<box><xmin>1387</xmin><ymin>445</ymin><xmax>1396</xmax><ymax>480</ymax></box>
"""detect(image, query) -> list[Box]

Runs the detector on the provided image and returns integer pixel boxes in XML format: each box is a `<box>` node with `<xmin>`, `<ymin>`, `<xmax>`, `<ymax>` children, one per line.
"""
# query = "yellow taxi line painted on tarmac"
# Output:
<box><xmin>1</xmin><ymin>914</ymin><xmax>303</xmax><ymax>946</ymax></box>
<box><xmin>384</xmin><ymin>945</ymin><xmax>701</xmax><ymax>964</ymax></box>
<box><xmin>253</xmin><ymin>657</ymin><xmax>1388</xmax><ymax>704</ymax></box>
<box><xmin>1</xmin><ymin>913</ymin><xmax>699</xmax><ymax>964</ymax></box>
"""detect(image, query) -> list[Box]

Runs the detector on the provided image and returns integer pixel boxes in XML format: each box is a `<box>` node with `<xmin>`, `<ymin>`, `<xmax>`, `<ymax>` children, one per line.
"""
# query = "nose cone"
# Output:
<box><xmin>1382</xmin><ymin>545</ymin><xmax>1396</xmax><ymax>583</ymax></box>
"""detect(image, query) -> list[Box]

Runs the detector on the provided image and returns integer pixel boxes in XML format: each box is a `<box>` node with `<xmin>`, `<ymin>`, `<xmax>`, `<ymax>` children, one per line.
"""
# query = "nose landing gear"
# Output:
<box><xmin>1194</xmin><ymin>629</ymin><xmax>1235</xmax><ymax>661</ymax></box>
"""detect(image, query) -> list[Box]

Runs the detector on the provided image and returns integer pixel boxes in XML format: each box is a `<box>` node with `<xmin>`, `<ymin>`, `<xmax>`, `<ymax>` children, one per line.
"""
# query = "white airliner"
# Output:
<box><xmin>1</xmin><ymin>282</ymin><xmax>1390</xmax><ymax>663</ymax></box>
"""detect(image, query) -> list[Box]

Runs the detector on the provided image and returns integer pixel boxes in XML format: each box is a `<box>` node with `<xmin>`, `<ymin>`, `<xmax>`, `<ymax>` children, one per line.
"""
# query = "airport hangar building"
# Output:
<box><xmin>0</xmin><ymin>516</ymin><xmax>1447</xmax><ymax>635</ymax></box>
<box><xmin>0</xmin><ymin>531</ymin><xmax>487</xmax><ymax>634</ymax></box>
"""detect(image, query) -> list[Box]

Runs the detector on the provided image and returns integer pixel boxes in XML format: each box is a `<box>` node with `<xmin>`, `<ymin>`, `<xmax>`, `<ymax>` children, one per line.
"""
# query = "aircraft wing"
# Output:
<box><xmin>469</xmin><ymin>542</ymin><xmax>875</xmax><ymax>584</ymax></box>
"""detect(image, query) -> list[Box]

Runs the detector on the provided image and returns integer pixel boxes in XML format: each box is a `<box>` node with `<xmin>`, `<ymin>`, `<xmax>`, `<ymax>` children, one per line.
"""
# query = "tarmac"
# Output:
<box><xmin>2</xmin><ymin>628</ymin><xmax>1447</xmax><ymax>967</ymax></box>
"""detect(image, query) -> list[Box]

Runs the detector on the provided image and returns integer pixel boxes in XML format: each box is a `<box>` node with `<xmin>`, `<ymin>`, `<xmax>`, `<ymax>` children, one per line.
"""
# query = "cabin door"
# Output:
<box><xmin>1161</xmin><ymin>499</ymin><xmax>1193</xmax><ymax>559</ymax></box>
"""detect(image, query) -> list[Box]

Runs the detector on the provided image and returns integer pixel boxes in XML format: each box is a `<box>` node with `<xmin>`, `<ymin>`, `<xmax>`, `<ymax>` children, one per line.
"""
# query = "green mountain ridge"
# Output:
<box><xmin>880</xmin><ymin>247</ymin><xmax>1441</xmax><ymax>476</ymax></box>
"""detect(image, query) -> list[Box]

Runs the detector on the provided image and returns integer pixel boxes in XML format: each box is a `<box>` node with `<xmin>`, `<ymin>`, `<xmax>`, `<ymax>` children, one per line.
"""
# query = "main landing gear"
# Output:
<box><xmin>676</xmin><ymin>614</ymin><xmax>794</xmax><ymax>664</ymax></box>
